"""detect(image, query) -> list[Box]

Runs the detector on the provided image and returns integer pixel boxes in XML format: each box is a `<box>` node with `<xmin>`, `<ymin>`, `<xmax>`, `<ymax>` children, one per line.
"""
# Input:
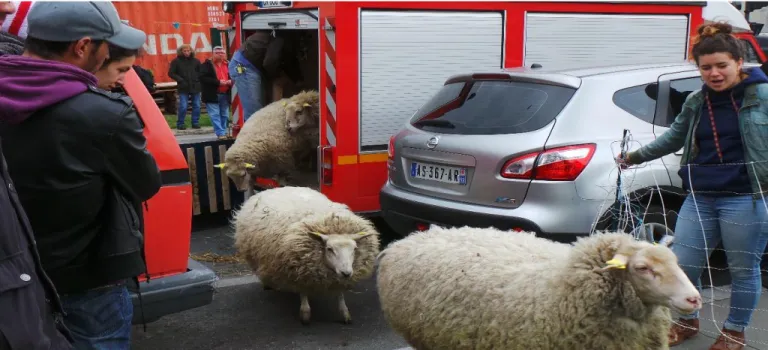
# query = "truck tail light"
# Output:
<box><xmin>500</xmin><ymin>144</ymin><xmax>596</xmax><ymax>181</ymax></box>
<box><xmin>321</xmin><ymin>146</ymin><xmax>333</xmax><ymax>186</ymax></box>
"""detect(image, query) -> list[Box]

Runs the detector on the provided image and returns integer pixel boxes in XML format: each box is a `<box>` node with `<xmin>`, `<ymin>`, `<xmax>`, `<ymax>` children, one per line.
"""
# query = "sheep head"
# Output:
<box><xmin>600</xmin><ymin>239</ymin><xmax>701</xmax><ymax>315</ymax></box>
<box><xmin>302</xmin><ymin>211</ymin><xmax>378</xmax><ymax>278</ymax></box>
<box><xmin>283</xmin><ymin>91</ymin><xmax>319</xmax><ymax>134</ymax></box>
<box><xmin>215</xmin><ymin>156</ymin><xmax>256</xmax><ymax>192</ymax></box>
<box><xmin>307</xmin><ymin>231</ymin><xmax>375</xmax><ymax>278</ymax></box>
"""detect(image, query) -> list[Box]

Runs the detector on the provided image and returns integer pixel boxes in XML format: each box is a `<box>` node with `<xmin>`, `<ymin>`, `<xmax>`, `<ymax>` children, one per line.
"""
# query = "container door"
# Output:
<box><xmin>523</xmin><ymin>13</ymin><xmax>690</xmax><ymax>70</ymax></box>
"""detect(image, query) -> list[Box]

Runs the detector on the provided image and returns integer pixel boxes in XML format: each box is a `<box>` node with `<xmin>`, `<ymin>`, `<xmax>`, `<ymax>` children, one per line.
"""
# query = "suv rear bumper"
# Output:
<box><xmin>130</xmin><ymin>258</ymin><xmax>218</xmax><ymax>324</ymax></box>
<box><xmin>380</xmin><ymin>183</ymin><xmax>587</xmax><ymax>243</ymax></box>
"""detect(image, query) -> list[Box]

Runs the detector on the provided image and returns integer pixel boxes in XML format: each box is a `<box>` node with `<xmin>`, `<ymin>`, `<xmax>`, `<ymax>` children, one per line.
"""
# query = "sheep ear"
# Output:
<box><xmin>308</xmin><ymin>231</ymin><xmax>328</xmax><ymax>243</ymax></box>
<box><xmin>353</xmin><ymin>231</ymin><xmax>375</xmax><ymax>240</ymax></box>
<box><xmin>601</xmin><ymin>253</ymin><xmax>629</xmax><ymax>271</ymax></box>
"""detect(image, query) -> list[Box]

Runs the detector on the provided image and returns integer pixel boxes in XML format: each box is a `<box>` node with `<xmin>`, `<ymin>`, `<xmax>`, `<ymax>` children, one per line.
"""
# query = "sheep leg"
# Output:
<box><xmin>299</xmin><ymin>293</ymin><xmax>311</xmax><ymax>325</ymax></box>
<box><xmin>338</xmin><ymin>292</ymin><xmax>352</xmax><ymax>324</ymax></box>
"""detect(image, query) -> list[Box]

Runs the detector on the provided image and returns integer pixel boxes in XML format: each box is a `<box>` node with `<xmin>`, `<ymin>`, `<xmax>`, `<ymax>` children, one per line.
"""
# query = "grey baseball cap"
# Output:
<box><xmin>26</xmin><ymin>1</ymin><xmax>146</xmax><ymax>50</ymax></box>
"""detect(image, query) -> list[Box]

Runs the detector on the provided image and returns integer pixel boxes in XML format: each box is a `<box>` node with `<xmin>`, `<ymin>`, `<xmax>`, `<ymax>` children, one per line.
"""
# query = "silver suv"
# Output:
<box><xmin>379</xmin><ymin>62</ymin><xmax>732</xmax><ymax>242</ymax></box>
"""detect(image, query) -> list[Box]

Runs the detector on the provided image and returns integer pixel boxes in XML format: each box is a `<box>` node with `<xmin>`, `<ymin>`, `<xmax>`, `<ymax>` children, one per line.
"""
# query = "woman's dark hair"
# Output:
<box><xmin>103</xmin><ymin>43</ymin><xmax>140</xmax><ymax>66</ymax></box>
<box><xmin>691</xmin><ymin>22</ymin><xmax>746</xmax><ymax>64</ymax></box>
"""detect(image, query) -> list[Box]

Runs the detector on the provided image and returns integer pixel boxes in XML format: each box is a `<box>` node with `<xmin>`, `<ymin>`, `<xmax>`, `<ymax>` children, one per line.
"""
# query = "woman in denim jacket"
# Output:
<box><xmin>619</xmin><ymin>22</ymin><xmax>768</xmax><ymax>350</ymax></box>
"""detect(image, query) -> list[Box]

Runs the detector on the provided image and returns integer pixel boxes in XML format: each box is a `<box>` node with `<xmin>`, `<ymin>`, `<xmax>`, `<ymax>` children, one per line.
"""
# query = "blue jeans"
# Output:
<box><xmin>673</xmin><ymin>194</ymin><xmax>768</xmax><ymax>332</ymax></box>
<box><xmin>177</xmin><ymin>92</ymin><xmax>201</xmax><ymax>128</ymax></box>
<box><xmin>206</xmin><ymin>93</ymin><xmax>231</xmax><ymax>137</ymax></box>
<box><xmin>228</xmin><ymin>59</ymin><xmax>263</xmax><ymax>123</ymax></box>
<box><xmin>59</xmin><ymin>285</ymin><xmax>133</xmax><ymax>350</ymax></box>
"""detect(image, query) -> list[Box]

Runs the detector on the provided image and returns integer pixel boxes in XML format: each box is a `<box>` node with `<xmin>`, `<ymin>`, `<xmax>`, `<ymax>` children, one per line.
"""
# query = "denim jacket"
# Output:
<box><xmin>628</xmin><ymin>82</ymin><xmax>768</xmax><ymax>199</ymax></box>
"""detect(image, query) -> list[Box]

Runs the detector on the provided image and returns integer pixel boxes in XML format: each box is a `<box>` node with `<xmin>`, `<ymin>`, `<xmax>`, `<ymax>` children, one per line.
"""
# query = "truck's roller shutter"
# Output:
<box><xmin>360</xmin><ymin>11</ymin><xmax>503</xmax><ymax>150</ymax></box>
<box><xmin>524</xmin><ymin>13</ymin><xmax>690</xmax><ymax>70</ymax></box>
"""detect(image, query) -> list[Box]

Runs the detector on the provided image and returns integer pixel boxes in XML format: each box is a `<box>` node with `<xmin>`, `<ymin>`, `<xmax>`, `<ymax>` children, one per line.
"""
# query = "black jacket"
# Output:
<box><xmin>0</xmin><ymin>86</ymin><xmax>162</xmax><ymax>295</ymax></box>
<box><xmin>199</xmin><ymin>59</ymin><xmax>231</xmax><ymax>103</ymax></box>
<box><xmin>0</xmin><ymin>140</ymin><xmax>73</xmax><ymax>350</ymax></box>
<box><xmin>168</xmin><ymin>54</ymin><xmax>202</xmax><ymax>94</ymax></box>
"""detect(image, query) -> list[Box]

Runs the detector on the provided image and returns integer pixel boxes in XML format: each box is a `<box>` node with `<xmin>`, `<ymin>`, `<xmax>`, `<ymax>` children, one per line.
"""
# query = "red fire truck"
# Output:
<box><xmin>219</xmin><ymin>1</ymin><xmax>763</xmax><ymax>215</ymax></box>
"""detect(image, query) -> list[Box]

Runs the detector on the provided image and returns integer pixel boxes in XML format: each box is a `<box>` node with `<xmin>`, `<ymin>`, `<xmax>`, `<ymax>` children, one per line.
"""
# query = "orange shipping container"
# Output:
<box><xmin>114</xmin><ymin>1</ymin><xmax>227</xmax><ymax>87</ymax></box>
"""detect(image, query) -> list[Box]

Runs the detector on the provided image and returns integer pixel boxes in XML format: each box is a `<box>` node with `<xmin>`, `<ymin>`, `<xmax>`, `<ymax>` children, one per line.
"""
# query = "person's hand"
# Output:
<box><xmin>615</xmin><ymin>153</ymin><xmax>632</xmax><ymax>170</ymax></box>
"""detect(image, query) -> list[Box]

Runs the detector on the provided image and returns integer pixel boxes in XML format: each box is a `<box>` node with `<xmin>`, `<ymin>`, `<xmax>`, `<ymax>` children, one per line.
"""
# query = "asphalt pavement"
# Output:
<box><xmin>131</xmin><ymin>276</ymin><xmax>409</xmax><ymax>350</ymax></box>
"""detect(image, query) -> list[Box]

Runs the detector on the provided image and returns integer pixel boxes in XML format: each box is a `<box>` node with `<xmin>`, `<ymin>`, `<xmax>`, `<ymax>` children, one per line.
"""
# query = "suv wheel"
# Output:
<box><xmin>597</xmin><ymin>202</ymin><xmax>678</xmax><ymax>245</ymax></box>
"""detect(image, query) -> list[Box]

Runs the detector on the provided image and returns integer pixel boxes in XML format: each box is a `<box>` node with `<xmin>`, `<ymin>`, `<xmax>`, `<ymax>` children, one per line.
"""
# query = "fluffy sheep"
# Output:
<box><xmin>233</xmin><ymin>186</ymin><xmax>380</xmax><ymax>324</ymax></box>
<box><xmin>220</xmin><ymin>90</ymin><xmax>319</xmax><ymax>190</ymax></box>
<box><xmin>376</xmin><ymin>226</ymin><xmax>702</xmax><ymax>350</ymax></box>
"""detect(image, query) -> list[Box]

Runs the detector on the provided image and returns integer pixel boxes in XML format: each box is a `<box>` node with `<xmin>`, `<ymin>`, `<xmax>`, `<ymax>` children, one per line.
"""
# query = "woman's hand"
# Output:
<box><xmin>615</xmin><ymin>153</ymin><xmax>633</xmax><ymax>170</ymax></box>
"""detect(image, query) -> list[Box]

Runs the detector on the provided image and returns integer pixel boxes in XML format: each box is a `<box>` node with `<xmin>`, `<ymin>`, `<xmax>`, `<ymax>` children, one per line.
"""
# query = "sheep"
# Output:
<box><xmin>218</xmin><ymin>90</ymin><xmax>319</xmax><ymax>190</ymax></box>
<box><xmin>376</xmin><ymin>226</ymin><xmax>702</xmax><ymax>350</ymax></box>
<box><xmin>232</xmin><ymin>186</ymin><xmax>380</xmax><ymax>325</ymax></box>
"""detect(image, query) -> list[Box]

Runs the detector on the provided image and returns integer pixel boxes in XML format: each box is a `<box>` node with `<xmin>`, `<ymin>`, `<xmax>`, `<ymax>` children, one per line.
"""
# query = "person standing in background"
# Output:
<box><xmin>200</xmin><ymin>45</ymin><xmax>232</xmax><ymax>140</ymax></box>
<box><xmin>229</xmin><ymin>31</ymin><xmax>284</xmax><ymax>122</ymax></box>
<box><xmin>168</xmin><ymin>44</ymin><xmax>202</xmax><ymax>130</ymax></box>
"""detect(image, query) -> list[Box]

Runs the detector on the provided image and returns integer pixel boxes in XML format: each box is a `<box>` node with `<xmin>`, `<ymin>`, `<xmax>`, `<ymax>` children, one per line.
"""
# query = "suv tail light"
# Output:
<box><xmin>387</xmin><ymin>135</ymin><xmax>396</xmax><ymax>172</ymax></box>
<box><xmin>500</xmin><ymin>144</ymin><xmax>596</xmax><ymax>181</ymax></box>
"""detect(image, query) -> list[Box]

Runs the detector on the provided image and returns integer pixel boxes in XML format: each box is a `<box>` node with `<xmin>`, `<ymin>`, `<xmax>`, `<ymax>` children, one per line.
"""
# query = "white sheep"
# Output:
<box><xmin>232</xmin><ymin>186</ymin><xmax>380</xmax><ymax>324</ymax></box>
<box><xmin>376</xmin><ymin>226</ymin><xmax>702</xmax><ymax>350</ymax></box>
<box><xmin>219</xmin><ymin>90</ymin><xmax>319</xmax><ymax>190</ymax></box>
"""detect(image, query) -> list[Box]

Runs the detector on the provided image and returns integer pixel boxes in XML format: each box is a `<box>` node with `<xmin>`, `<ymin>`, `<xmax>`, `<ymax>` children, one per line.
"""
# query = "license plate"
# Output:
<box><xmin>256</xmin><ymin>1</ymin><xmax>293</xmax><ymax>9</ymax></box>
<box><xmin>410</xmin><ymin>162</ymin><xmax>467</xmax><ymax>185</ymax></box>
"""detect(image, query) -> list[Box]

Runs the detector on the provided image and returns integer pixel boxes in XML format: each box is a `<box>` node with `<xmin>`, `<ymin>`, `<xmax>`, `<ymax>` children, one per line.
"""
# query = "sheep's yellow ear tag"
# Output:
<box><xmin>214</xmin><ymin>163</ymin><xmax>226</xmax><ymax>169</ymax></box>
<box><xmin>282</xmin><ymin>101</ymin><xmax>288</xmax><ymax>107</ymax></box>
<box><xmin>244</xmin><ymin>163</ymin><xmax>256</xmax><ymax>169</ymax></box>
<box><xmin>604</xmin><ymin>259</ymin><xmax>626</xmax><ymax>270</ymax></box>
<box><xmin>302</xmin><ymin>102</ymin><xmax>311</xmax><ymax>107</ymax></box>
<box><xmin>358</xmin><ymin>231</ymin><xmax>367</xmax><ymax>235</ymax></box>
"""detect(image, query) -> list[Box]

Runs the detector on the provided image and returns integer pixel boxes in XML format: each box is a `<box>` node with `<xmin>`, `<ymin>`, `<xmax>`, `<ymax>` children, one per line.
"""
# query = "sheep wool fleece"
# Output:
<box><xmin>233</xmin><ymin>186</ymin><xmax>380</xmax><ymax>294</ymax></box>
<box><xmin>376</xmin><ymin>227</ymin><xmax>673</xmax><ymax>350</ymax></box>
<box><xmin>225</xmin><ymin>91</ymin><xmax>318</xmax><ymax>179</ymax></box>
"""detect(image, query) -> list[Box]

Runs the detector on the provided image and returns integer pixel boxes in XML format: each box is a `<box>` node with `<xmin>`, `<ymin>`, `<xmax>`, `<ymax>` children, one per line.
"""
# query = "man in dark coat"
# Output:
<box><xmin>0</xmin><ymin>2</ymin><xmax>74</xmax><ymax>349</ymax></box>
<box><xmin>168</xmin><ymin>44</ymin><xmax>202</xmax><ymax>130</ymax></box>
<box><xmin>0</xmin><ymin>1</ymin><xmax>161</xmax><ymax>349</ymax></box>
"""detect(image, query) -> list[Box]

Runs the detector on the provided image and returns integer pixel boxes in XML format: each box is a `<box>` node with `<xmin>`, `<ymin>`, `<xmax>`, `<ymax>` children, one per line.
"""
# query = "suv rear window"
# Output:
<box><xmin>409</xmin><ymin>80</ymin><xmax>576</xmax><ymax>135</ymax></box>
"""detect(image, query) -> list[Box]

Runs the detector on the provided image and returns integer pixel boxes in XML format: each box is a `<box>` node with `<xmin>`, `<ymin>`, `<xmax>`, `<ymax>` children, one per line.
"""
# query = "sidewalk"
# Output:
<box><xmin>392</xmin><ymin>285</ymin><xmax>768</xmax><ymax>350</ymax></box>
<box><xmin>673</xmin><ymin>285</ymin><xmax>768</xmax><ymax>350</ymax></box>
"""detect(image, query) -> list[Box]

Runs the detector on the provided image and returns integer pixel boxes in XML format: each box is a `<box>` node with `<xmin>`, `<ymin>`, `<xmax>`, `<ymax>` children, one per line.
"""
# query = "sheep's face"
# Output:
<box><xmin>284</xmin><ymin>101</ymin><xmax>318</xmax><ymax>134</ymax></box>
<box><xmin>308</xmin><ymin>231</ymin><xmax>376</xmax><ymax>278</ymax></box>
<box><xmin>604</xmin><ymin>245</ymin><xmax>702</xmax><ymax>314</ymax></box>
<box><xmin>222</xmin><ymin>159</ymin><xmax>252</xmax><ymax>192</ymax></box>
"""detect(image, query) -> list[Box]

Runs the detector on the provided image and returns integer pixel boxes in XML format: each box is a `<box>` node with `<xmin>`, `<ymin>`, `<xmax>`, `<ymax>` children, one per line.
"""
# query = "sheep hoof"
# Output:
<box><xmin>300</xmin><ymin>313</ymin><xmax>311</xmax><ymax>325</ymax></box>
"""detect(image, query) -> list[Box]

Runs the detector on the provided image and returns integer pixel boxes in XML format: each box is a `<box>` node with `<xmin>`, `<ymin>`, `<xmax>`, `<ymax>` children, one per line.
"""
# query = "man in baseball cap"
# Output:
<box><xmin>27</xmin><ymin>1</ymin><xmax>145</xmax><ymax>51</ymax></box>
<box><xmin>0</xmin><ymin>2</ymin><xmax>160</xmax><ymax>349</ymax></box>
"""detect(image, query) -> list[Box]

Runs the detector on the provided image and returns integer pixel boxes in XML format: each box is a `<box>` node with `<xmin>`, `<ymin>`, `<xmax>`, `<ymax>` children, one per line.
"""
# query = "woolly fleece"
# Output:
<box><xmin>224</xmin><ymin>90</ymin><xmax>319</xmax><ymax>182</ymax></box>
<box><xmin>377</xmin><ymin>227</ymin><xmax>674</xmax><ymax>350</ymax></box>
<box><xmin>233</xmin><ymin>186</ymin><xmax>380</xmax><ymax>294</ymax></box>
